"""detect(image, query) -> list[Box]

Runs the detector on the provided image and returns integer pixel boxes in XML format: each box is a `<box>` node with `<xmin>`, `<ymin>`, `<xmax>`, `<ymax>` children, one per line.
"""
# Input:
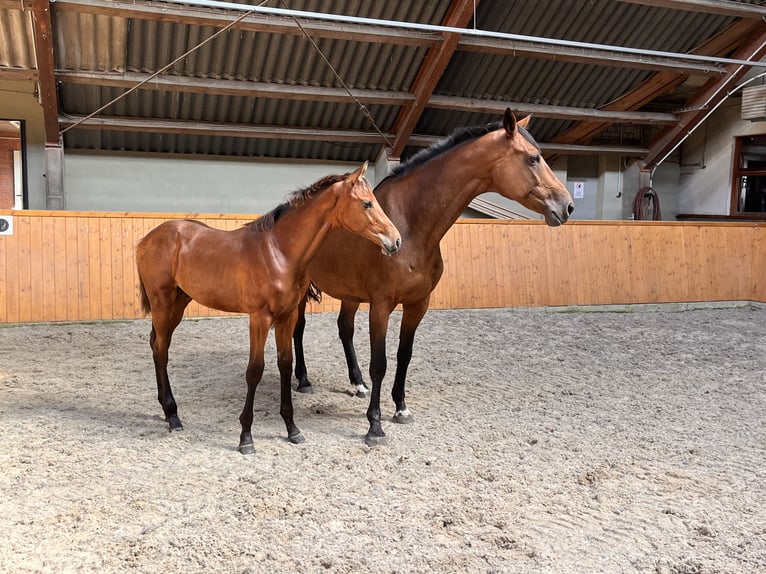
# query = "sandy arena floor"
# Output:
<box><xmin>0</xmin><ymin>304</ymin><xmax>764</xmax><ymax>573</ymax></box>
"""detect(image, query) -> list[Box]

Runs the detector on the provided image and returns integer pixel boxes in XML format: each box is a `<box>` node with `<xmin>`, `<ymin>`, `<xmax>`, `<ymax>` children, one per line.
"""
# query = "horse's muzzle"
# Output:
<box><xmin>381</xmin><ymin>236</ymin><xmax>402</xmax><ymax>256</ymax></box>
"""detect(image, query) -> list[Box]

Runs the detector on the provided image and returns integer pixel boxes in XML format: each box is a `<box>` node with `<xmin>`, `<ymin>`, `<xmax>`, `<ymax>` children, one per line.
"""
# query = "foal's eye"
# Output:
<box><xmin>529</xmin><ymin>154</ymin><xmax>541</xmax><ymax>166</ymax></box>
<box><xmin>362</xmin><ymin>200</ymin><xmax>373</xmax><ymax>209</ymax></box>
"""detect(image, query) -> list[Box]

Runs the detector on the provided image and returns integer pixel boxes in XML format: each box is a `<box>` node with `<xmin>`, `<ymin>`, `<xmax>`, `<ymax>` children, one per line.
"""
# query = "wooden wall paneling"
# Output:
<box><xmin>52</xmin><ymin>217</ymin><xmax>67</xmax><ymax>321</ymax></box>
<box><xmin>484</xmin><ymin>224</ymin><xmax>502</xmax><ymax>307</ymax></box>
<box><xmin>99</xmin><ymin>217</ymin><xmax>114</xmax><ymax>320</ymax></box>
<box><xmin>0</xmin><ymin>222</ymin><xmax>12</xmax><ymax>322</ymax></box>
<box><xmin>4</xmin><ymin>219</ymin><xmax>20</xmax><ymax>323</ymax></box>
<box><xmin>489</xmin><ymin>224</ymin><xmax>508</xmax><ymax>308</ymax></box>
<box><xmin>524</xmin><ymin>225</ymin><xmax>550</xmax><ymax>306</ymax></box>
<box><xmin>441</xmin><ymin>226</ymin><xmax>465</xmax><ymax>308</ymax></box>
<box><xmin>1</xmin><ymin>213</ymin><xmax>765</xmax><ymax>323</ymax></box>
<box><xmin>74</xmin><ymin>217</ymin><xmax>90</xmax><ymax>321</ymax></box>
<box><xmin>15</xmin><ymin>215</ymin><xmax>32</xmax><ymax>323</ymax></box>
<box><xmin>109</xmin><ymin>217</ymin><xmax>124</xmax><ymax>321</ymax></box>
<box><xmin>752</xmin><ymin>225</ymin><xmax>765</xmax><ymax>302</ymax></box>
<box><xmin>467</xmin><ymin>223</ymin><xmax>482</xmax><ymax>307</ymax></box>
<box><xmin>28</xmin><ymin>216</ymin><xmax>44</xmax><ymax>323</ymax></box>
<box><xmin>541</xmin><ymin>225</ymin><xmax>570</xmax><ymax>307</ymax></box>
<box><xmin>567</xmin><ymin>224</ymin><xmax>591</xmax><ymax>306</ymax></box>
<box><xmin>87</xmin><ymin>216</ymin><xmax>102</xmax><ymax>320</ymax></box>
<box><xmin>120</xmin><ymin>218</ymin><xmax>135</xmax><ymax>320</ymax></box>
<box><xmin>613</xmin><ymin>225</ymin><xmax>640</xmax><ymax>304</ymax></box>
<box><xmin>715</xmin><ymin>226</ymin><xmax>754</xmax><ymax>301</ymax></box>
<box><xmin>481</xmin><ymin>224</ymin><xmax>499</xmax><ymax>306</ymax></box>
<box><xmin>65</xmin><ymin>217</ymin><xmax>79</xmax><ymax>321</ymax></box>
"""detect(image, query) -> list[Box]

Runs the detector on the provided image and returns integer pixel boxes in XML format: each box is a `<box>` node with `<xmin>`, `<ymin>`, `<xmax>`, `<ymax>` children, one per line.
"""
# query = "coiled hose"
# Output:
<box><xmin>632</xmin><ymin>186</ymin><xmax>662</xmax><ymax>220</ymax></box>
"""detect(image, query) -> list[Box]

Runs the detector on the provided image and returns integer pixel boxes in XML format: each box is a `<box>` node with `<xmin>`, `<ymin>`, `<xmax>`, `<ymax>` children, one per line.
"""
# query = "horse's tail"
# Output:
<box><xmin>307</xmin><ymin>281</ymin><xmax>322</xmax><ymax>303</ymax></box>
<box><xmin>137</xmin><ymin>271</ymin><xmax>151</xmax><ymax>315</ymax></box>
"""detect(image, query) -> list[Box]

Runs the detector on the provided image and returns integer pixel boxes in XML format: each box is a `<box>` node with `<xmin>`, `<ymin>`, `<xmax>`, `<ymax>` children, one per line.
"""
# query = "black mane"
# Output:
<box><xmin>383</xmin><ymin>119</ymin><xmax>540</xmax><ymax>184</ymax></box>
<box><xmin>246</xmin><ymin>173</ymin><xmax>347</xmax><ymax>232</ymax></box>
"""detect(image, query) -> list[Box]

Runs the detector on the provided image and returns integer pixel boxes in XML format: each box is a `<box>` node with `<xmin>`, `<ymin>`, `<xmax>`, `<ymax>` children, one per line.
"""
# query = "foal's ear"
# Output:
<box><xmin>348</xmin><ymin>161</ymin><xmax>369</xmax><ymax>185</ymax></box>
<box><xmin>518</xmin><ymin>114</ymin><xmax>532</xmax><ymax>128</ymax></box>
<box><xmin>503</xmin><ymin>108</ymin><xmax>517</xmax><ymax>137</ymax></box>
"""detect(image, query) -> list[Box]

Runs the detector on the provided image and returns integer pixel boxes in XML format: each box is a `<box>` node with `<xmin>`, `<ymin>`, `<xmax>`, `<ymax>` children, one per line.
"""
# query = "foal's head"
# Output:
<box><xmin>490</xmin><ymin>109</ymin><xmax>574</xmax><ymax>226</ymax></box>
<box><xmin>332</xmin><ymin>162</ymin><xmax>402</xmax><ymax>256</ymax></box>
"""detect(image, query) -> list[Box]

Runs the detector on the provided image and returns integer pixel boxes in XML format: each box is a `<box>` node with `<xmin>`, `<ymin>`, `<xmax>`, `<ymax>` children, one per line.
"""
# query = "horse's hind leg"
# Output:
<box><xmin>150</xmin><ymin>288</ymin><xmax>191</xmax><ymax>432</ymax></box>
<box><xmin>337</xmin><ymin>300</ymin><xmax>368</xmax><ymax>397</ymax></box>
<box><xmin>293</xmin><ymin>292</ymin><xmax>313</xmax><ymax>394</ymax></box>
<box><xmin>391</xmin><ymin>298</ymin><xmax>429</xmax><ymax>425</ymax></box>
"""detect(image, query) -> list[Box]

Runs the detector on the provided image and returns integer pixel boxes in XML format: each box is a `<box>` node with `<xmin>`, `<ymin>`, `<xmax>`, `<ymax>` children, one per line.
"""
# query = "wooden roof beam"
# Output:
<box><xmin>60</xmin><ymin>114</ymin><xmax>648</xmax><ymax>156</ymax></box>
<box><xmin>551</xmin><ymin>17</ymin><xmax>762</xmax><ymax>147</ymax></box>
<box><xmin>390</xmin><ymin>0</ymin><xmax>478</xmax><ymax>158</ymax></box>
<box><xmin>643</xmin><ymin>24</ymin><xmax>766</xmax><ymax>169</ymax></box>
<box><xmin>31</xmin><ymin>0</ymin><xmax>60</xmax><ymax>145</ymax></box>
<box><xmin>53</xmin><ymin>0</ymin><xmax>728</xmax><ymax>75</ymax></box>
<box><xmin>56</xmin><ymin>70</ymin><xmax>677</xmax><ymax>125</ymax></box>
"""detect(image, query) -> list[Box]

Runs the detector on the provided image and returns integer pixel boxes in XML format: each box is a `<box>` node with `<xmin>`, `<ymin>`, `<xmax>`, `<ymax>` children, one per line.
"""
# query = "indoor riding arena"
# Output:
<box><xmin>1</xmin><ymin>2</ymin><xmax>765</xmax><ymax>573</ymax></box>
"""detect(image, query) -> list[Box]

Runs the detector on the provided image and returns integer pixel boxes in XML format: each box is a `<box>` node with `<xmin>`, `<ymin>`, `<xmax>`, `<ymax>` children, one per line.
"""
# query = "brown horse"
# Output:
<box><xmin>136</xmin><ymin>163</ymin><xmax>401</xmax><ymax>454</ymax></box>
<box><xmin>293</xmin><ymin>109</ymin><xmax>573</xmax><ymax>445</ymax></box>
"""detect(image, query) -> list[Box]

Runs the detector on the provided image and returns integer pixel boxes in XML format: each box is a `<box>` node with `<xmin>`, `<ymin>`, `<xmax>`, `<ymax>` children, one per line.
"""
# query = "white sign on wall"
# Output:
<box><xmin>0</xmin><ymin>215</ymin><xmax>13</xmax><ymax>236</ymax></box>
<box><xmin>573</xmin><ymin>181</ymin><xmax>585</xmax><ymax>199</ymax></box>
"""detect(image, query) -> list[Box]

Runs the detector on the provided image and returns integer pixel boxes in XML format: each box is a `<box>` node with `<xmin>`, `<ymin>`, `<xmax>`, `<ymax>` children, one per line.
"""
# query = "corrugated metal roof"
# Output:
<box><xmin>4</xmin><ymin>0</ymin><xmax>764</xmax><ymax>162</ymax></box>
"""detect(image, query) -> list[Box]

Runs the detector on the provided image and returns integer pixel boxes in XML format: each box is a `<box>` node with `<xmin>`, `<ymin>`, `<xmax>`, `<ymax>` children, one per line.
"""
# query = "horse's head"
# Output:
<box><xmin>490</xmin><ymin>109</ymin><xmax>574</xmax><ymax>226</ymax></box>
<box><xmin>334</xmin><ymin>162</ymin><xmax>402</xmax><ymax>256</ymax></box>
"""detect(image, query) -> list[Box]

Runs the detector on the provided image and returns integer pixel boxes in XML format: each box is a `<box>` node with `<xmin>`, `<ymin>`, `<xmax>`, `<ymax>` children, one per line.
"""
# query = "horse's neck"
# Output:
<box><xmin>270</xmin><ymin>191</ymin><xmax>337</xmax><ymax>271</ymax></box>
<box><xmin>383</xmin><ymin>142</ymin><xmax>495</xmax><ymax>247</ymax></box>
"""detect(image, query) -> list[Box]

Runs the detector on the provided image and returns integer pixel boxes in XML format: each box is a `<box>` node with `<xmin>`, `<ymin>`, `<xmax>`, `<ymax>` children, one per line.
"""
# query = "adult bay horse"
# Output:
<box><xmin>136</xmin><ymin>163</ymin><xmax>401</xmax><ymax>454</ymax></box>
<box><xmin>293</xmin><ymin>109</ymin><xmax>574</xmax><ymax>445</ymax></box>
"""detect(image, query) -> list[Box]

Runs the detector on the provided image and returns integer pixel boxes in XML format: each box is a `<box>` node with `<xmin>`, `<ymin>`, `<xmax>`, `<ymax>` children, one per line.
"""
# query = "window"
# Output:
<box><xmin>732</xmin><ymin>135</ymin><xmax>766</xmax><ymax>215</ymax></box>
<box><xmin>0</xmin><ymin>120</ymin><xmax>25</xmax><ymax>210</ymax></box>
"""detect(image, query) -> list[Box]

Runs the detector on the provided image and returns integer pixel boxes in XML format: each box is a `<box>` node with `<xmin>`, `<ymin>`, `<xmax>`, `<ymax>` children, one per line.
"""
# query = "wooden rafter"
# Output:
<box><xmin>52</xmin><ymin>0</ymin><xmax>728</xmax><ymax>75</ymax></box>
<box><xmin>551</xmin><ymin>18</ymin><xmax>761</xmax><ymax>148</ymax></box>
<box><xmin>643</xmin><ymin>23</ymin><xmax>766</xmax><ymax>169</ymax></box>
<box><xmin>30</xmin><ymin>0</ymin><xmax>59</xmax><ymax>145</ymax></box>
<box><xmin>390</xmin><ymin>0</ymin><xmax>478</xmax><ymax>158</ymax></box>
<box><xmin>55</xmin><ymin>70</ymin><xmax>677</xmax><ymax>126</ymax></box>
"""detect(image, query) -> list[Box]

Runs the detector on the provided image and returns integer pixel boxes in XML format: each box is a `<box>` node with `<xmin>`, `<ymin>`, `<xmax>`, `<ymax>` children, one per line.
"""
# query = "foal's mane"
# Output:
<box><xmin>384</xmin><ymin>119</ymin><xmax>539</xmax><ymax>183</ymax></box>
<box><xmin>247</xmin><ymin>173</ymin><xmax>347</xmax><ymax>232</ymax></box>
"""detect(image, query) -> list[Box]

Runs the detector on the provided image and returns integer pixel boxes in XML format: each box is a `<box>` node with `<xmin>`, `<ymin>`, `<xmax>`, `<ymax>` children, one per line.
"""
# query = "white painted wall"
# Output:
<box><xmin>679</xmin><ymin>99</ymin><xmax>766</xmax><ymax>215</ymax></box>
<box><xmin>63</xmin><ymin>152</ymin><xmax>365</xmax><ymax>214</ymax></box>
<box><xmin>0</xmin><ymin>81</ymin><xmax>47</xmax><ymax>209</ymax></box>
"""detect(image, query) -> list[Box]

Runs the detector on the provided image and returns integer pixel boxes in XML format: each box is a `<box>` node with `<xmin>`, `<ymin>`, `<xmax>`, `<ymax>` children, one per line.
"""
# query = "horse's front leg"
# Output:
<box><xmin>337</xmin><ymin>300</ymin><xmax>368</xmax><ymax>398</ymax></box>
<box><xmin>365</xmin><ymin>303</ymin><xmax>393</xmax><ymax>446</ymax></box>
<box><xmin>276</xmin><ymin>314</ymin><xmax>305</xmax><ymax>444</ymax></box>
<box><xmin>239</xmin><ymin>313</ymin><xmax>270</xmax><ymax>455</ymax></box>
<box><xmin>391</xmin><ymin>298</ymin><xmax>430</xmax><ymax>425</ymax></box>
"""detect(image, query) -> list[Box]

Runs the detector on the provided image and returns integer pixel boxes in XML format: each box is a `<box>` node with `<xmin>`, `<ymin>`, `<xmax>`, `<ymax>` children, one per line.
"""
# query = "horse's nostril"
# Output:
<box><xmin>396</xmin><ymin>238</ymin><xmax>401</xmax><ymax>249</ymax></box>
<box><xmin>567</xmin><ymin>203</ymin><xmax>574</xmax><ymax>216</ymax></box>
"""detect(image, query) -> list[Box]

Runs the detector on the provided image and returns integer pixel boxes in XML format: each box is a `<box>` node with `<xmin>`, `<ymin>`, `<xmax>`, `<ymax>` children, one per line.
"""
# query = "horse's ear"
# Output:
<box><xmin>503</xmin><ymin>108</ymin><xmax>517</xmax><ymax>137</ymax></box>
<box><xmin>518</xmin><ymin>114</ymin><xmax>532</xmax><ymax>128</ymax></box>
<box><xmin>348</xmin><ymin>161</ymin><xmax>368</xmax><ymax>184</ymax></box>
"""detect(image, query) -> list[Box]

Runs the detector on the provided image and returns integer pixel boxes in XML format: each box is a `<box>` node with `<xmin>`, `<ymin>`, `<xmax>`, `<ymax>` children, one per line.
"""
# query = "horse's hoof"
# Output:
<box><xmin>295</xmin><ymin>385</ymin><xmax>314</xmax><ymax>395</ymax></box>
<box><xmin>167</xmin><ymin>415</ymin><xmax>183</xmax><ymax>432</ymax></box>
<box><xmin>352</xmin><ymin>384</ymin><xmax>370</xmax><ymax>399</ymax></box>
<box><xmin>239</xmin><ymin>442</ymin><xmax>256</xmax><ymax>455</ymax></box>
<box><xmin>392</xmin><ymin>409</ymin><xmax>415</xmax><ymax>425</ymax></box>
<box><xmin>364</xmin><ymin>432</ymin><xmax>387</xmax><ymax>447</ymax></box>
<box><xmin>288</xmin><ymin>432</ymin><xmax>306</xmax><ymax>445</ymax></box>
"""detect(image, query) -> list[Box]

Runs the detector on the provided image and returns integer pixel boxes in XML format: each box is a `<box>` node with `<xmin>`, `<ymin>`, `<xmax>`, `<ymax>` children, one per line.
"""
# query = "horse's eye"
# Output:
<box><xmin>362</xmin><ymin>200</ymin><xmax>373</xmax><ymax>209</ymax></box>
<box><xmin>529</xmin><ymin>154</ymin><xmax>541</xmax><ymax>166</ymax></box>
